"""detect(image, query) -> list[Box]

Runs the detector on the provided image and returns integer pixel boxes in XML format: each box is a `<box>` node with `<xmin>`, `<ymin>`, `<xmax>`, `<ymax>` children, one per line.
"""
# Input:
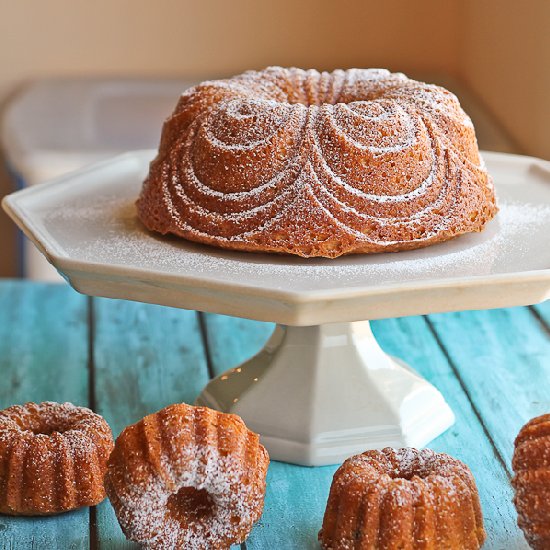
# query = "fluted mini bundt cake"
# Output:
<box><xmin>0</xmin><ymin>401</ymin><xmax>114</xmax><ymax>515</ymax></box>
<box><xmin>137</xmin><ymin>66</ymin><xmax>497</xmax><ymax>258</ymax></box>
<box><xmin>105</xmin><ymin>403</ymin><xmax>269</xmax><ymax>550</ymax></box>
<box><xmin>319</xmin><ymin>447</ymin><xmax>485</xmax><ymax>549</ymax></box>
<box><xmin>512</xmin><ymin>414</ymin><xmax>550</xmax><ymax>549</ymax></box>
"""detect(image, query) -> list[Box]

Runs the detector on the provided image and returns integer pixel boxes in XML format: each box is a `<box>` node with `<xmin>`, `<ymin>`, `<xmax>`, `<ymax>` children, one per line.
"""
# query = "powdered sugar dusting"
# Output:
<box><xmin>111</xmin><ymin>451</ymin><xmax>259</xmax><ymax>549</ymax></box>
<box><xmin>0</xmin><ymin>401</ymin><xmax>110</xmax><ymax>444</ymax></box>
<box><xmin>105</xmin><ymin>404</ymin><xmax>268</xmax><ymax>549</ymax></box>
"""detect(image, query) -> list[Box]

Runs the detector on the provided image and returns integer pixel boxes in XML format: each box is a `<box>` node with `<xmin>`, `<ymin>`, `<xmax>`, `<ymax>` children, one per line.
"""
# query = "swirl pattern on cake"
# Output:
<box><xmin>137</xmin><ymin>67</ymin><xmax>498</xmax><ymax>258</ymax></box>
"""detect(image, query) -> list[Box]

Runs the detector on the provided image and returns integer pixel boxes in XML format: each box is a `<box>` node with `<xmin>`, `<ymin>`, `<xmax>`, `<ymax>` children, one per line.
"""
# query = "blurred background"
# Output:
<box><xmin>0</xmin><ymin>0</ymin><xmax>548</xmax><ymax>278</ymax></box>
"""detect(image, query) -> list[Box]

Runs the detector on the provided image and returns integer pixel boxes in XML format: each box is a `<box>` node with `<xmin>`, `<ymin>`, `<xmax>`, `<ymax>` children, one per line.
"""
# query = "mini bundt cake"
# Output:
<box><xmin>105</xmin><ymin>403</ymin><xmax>269</xmax><ymax>550</ymax></box>
<box><xmin>512</xmin><ymin>414</ymin><xmax>550</xmax><ymax>549</ymax></box>
<box><xmin>137</xmin><ymin>66</ymin><xmax>497</xmax><ymax>258</ymax></box>
<box><xmin>0</xmin><ymin>401</ymin><xmax>114</xmax><ymax>515</ymax></box>
<box><xmin>319</xmin><ymin>447</ymin><xmax>485</xmax><ymax>549</ymax></box>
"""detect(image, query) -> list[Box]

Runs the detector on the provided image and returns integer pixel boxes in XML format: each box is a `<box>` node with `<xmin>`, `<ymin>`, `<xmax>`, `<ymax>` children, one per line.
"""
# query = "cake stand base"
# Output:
<box><xmin>196</xmin><ymin>321</ymin><xmax>455</xmax><ymax>466</ymax></box>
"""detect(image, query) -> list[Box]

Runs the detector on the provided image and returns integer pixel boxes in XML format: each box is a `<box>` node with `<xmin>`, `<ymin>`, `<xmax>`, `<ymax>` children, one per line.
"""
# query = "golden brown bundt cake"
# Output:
<box><xmin>137</xmin><ymin>66</ymin><xmax>497</xmax><ymax>258</ymax></box>
<box><xmin>0</xmin><ymin>401</ymin><xmax>114</xmax><ymax>515</ymax></box>
<box><xmin>319</xmin><ymin>447</ymin><xmax>485</xmax><ymax>550</ymax></box>
<box><xmin>105</xmin><ymin>403</ymin><xmax>269</xmax><ymax>550</ymax></box>
<box><xmin>512</xmin><ymin>414</ymin><xmax>550</xmax><ymax>549</ymax></box>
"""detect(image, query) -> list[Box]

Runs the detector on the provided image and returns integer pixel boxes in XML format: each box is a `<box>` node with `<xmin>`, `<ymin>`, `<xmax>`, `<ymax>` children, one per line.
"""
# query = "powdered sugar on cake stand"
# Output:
<box><xmin>50</xmin><ymin>198</ymin><xmax>548</xmax><ymax>291</ymax></box>
<box><xmin>3</xmin><ymin>150</ymin><xmax>550</xmax><ymax>465</ymax></box>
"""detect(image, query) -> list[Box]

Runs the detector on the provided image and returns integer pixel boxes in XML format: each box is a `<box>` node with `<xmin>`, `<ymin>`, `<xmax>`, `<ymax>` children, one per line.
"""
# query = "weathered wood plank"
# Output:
<box><xmin>427</xmin><ymin>306</ymin><xmax>550</xmax><ymax>473</ymax></box>
<box><xmin>0</xmin><ymin>281</ymin><xmax>90</xmax><ymax>550</ymax></box>
<box><xmin>201</xmin><ymin>314</ymin><xmax>526</xmax><ymax>549</ymax></box>
<box><xmin>91</xmin><ymin>298</ymin><xmax>210</xmax><ymax>549</ymax></box>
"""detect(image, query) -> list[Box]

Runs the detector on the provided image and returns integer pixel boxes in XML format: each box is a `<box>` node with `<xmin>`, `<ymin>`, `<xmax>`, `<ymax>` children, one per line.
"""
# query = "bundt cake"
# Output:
<box><xmin>512</xmin><ymin>414</ymin><xmax>550</xmax><ymax>549</ymax></box>
<box><xmin>137</xmin><ymin>66</ymin><xmax>498</xmax><ymax>258</ymax></box>
<box><xmin>319</xmin><ymin>447</ymin><xmax>485</xmax><ymax>549</ymax></box>
<box><xmin>105</xmin><ymin>403</ymin><xmax>269</xmax><ymax>550</ymax></box>
<box><xmin>0</xmin><ymin>401</ymin><xmax>114</xmax><ymax>515</ymax></box>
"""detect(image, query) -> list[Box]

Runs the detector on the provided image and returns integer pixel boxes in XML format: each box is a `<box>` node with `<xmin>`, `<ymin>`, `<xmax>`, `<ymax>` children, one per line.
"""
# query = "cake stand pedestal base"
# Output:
<box><xmin>196</xmin><ymin>321</ymin><xmax>455</xmax><ymax>466</ymax></box>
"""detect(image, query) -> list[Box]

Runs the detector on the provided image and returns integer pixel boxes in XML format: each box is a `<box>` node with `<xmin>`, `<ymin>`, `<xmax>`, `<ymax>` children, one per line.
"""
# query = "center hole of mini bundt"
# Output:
<box><xmin>391</xmin><ymin>467</ymin><xmax>426</xmax><ymax>481</ymax></box>
<box><xmin>30</xmin><ymin>422</ymin><xmax>70</xmax><ymax>435</ymax></box>
<box><xmin>395</xmin><ymin>471</ymin><xmax>415</xmax><ymax>480</ymax></box>
<box><xmin>32</xmin><ymin>427</ymin><xmax>59</xmax><ymax>435</ymax></box>
<box><xmin>167</xmin><ymin>487</ymin><xmax>215</xmax><ymax>525</ymax></box>
<box><xmin>236</xmin><ymin>103</ymin><xmax>254</xmax><ymax>116</ymax></box>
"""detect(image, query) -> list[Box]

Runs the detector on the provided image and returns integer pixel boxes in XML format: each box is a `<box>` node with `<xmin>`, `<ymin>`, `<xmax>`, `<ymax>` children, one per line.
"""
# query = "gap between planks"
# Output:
<box><xmin>197</xmin><ymin>311</ymin><xmax>216</xmax><ymax>379</ymax></box>
<box><xmin>529</xmin><ymin>305</ymin><xmax>550</xmax><ymax>337</ymax></box>
<box><xmin>423</xmin><ymin>315</ymin><xmax>512</xmax><ymax>479</ymax></box>
<box><xmin>87</xmin><ymin>297</ymin><xmax>98</xmax><ymax>550</ymax></box>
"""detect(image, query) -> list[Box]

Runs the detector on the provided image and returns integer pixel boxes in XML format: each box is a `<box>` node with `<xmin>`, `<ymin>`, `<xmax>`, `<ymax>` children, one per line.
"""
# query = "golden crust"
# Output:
<box><xmin>512</xmin><ymin>414</ymin><xmax>550</xmax><ymax>550</ymax></box>
<box><xmin>137</xmin><ymin>67</ymin><xmax>498</xmax><ymax>258</ymax></box>
<box><xmin>105</xmin><ymin>403</ymin><xmax>269</xmax><ymax>550</ymax></box>
<box><xmin>319</xmin><ymin>447</ymin><xmax>485</xmax><ymax>550</ymax></box>
<box><xmin>0</xmin><ymin>401</ymin><xmax>114</xmax><ymax>515</ymax></box>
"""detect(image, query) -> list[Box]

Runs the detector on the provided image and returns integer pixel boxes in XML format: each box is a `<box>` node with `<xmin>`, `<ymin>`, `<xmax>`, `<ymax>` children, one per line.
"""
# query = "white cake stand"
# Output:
<box><xmin>3</xmin><ymin>150</ymin><xmax>550</xmax><ymax>466</ymax></box>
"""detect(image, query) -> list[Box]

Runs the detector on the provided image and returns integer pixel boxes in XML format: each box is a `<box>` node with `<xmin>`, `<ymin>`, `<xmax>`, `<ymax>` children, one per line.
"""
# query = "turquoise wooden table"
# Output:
<box><xmin>0</xmin><ymin>280</ymin><xmax>549</xmax><ymax>549</ymax></box>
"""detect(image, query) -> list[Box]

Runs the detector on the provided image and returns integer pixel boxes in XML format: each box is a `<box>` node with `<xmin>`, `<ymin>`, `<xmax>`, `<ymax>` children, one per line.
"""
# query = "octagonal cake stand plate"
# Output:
<box><xmin>3</xmin><ymin>150</ymin><xmax>550</xmax><ymax>466</ymax></box>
